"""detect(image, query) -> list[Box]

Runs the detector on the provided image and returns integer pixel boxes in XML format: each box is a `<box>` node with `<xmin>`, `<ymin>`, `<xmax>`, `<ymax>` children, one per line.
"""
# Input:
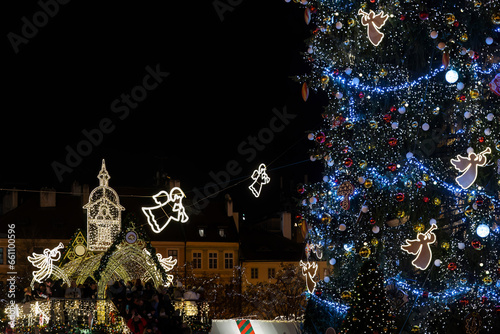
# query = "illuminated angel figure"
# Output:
<box><xmin>249</xmin><ymin>163</ymin><xmax>270</xmax><ymax>198</ymax></box>
<box><xmin>142</xmin><ymin>187</ymin><xmax>189</xmax><ymax>234</ymax></box>
<box><xmin>300</xmin><ymin>260</ymin><xmax>318</xmax><ymax>293</ymax></box>
<box><xmin>28</xmin><ymin>242</ymin><xmax>64</xmax><ymax>283</ymax></box>
<box><xmin>358</xmin><ymin>9</ymin><xmax>389</xmax><ymax>46</ymax></box>
<box><xmin>401</xmin><ymin>225</ymin><xmax>437</xmax><ymax>270</ymax></box>
<box><xmin>450</xmin><ymin>147</ymin><xmax>491</xmax><ymax>189</ymax></box>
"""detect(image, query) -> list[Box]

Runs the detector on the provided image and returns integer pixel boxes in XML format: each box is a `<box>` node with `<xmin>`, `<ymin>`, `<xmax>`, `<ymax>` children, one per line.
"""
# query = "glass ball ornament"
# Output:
<box><xmin>338</xmin><ymin>224</ymin><xmax>347</xmax><ymax>231</ymax></box>
<box><xmin>329</xmin><ymin>258</ymin><xmax>336</xmax><ymax>265</ymax></box>
<box><xmin>430</xmin><ymin>31</ymin><xmax>438</xmax><ymax>39</ymax></box>
<box><xmin>445</xmin><ymin>69</ymin><xmax>459</xmax><ymax>83</ymax></box>
<box><xmin>486</xmin><ymin>37</ymin><xmax>493</xmax><ymax>45</ymax></box>
<box><xmin>458</xmin><ymin>242</ymin><xmax>465</xmax><ymax>250</ymax></box>
<box><xmin>372</xmin><ymin>225</ymin><xmax>380</xmax><ymax>233</ymax></box>
<box><xmin>476</xmin><ymin>224</ymin><xmax>490</xmax><ymax>238</ymax></box>
<box><xmin>434</xmin><ymin>259</ymin><xmax>442</xmax><ymax>267</ymax></box>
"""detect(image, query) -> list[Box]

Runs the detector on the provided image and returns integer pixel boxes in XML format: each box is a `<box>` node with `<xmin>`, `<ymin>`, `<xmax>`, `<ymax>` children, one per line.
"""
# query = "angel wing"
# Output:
<box><xmin>401</xmin><ymin>240</ymin><xmax>422</xmax><ymax>255</ymax></box>
<box><xmin>157</xmin><ymin>254</ymin><xmax>177</xmax><ymax>272</ymax></box>
<box><xmin>450</xmin><ymin>155</ymin><xmax>472</xmax><ymax>172</ymax></box>
<box><xmin>28</xmin><ymin>252</ymin><xmax>50</xmax><ymax>270</ymax></box>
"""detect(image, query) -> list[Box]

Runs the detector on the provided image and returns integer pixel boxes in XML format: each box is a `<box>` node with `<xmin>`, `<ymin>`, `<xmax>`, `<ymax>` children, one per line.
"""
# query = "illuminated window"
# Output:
<box><xmin>168</xmin><ymin>249</ymin><xmax>178</xmax><ymax>261</ymax></box>
<box><xmin>268</xmin><ymin>268</ymin><xmax>275</xmax><ymax>279</ymax></box>
<box><xmin>224</xmin><ymin>252</ymin><xmax>234</xmax><ymax>269</ymax></box>
<box><xmin>251</xmin><ymin>268</ymin><xmax>259</xmax><ymax>279</ymax></box>
<box><xmin>219</xmin><ymin>228</ymin><xmax>226</xmax><ymax>238</ymax></box>
<box><xmin>198</xmin><ymin>228</ymin><xmax>205</xmax><ymax>237</ymax></box>
<box><xmin>209</xmin><ymin>252</ymin><xmax>218</xmax><ymax>269</ymax></box>
<box><xmin>192</xmin><ymin>252</ymin><xmax>202</xmax><ymax>269</ymax></box>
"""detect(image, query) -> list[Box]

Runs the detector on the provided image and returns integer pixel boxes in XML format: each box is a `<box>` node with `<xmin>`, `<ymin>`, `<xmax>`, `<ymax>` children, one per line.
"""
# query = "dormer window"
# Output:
<box><xmin>219</xmin><ymin>228</ymin><xmax>226</xmax><ymax>238</ymax></box>
<box><xmin>199</xmin><ymin>227</ymin><xmax>205</xmax><ymax>237</ymax></box>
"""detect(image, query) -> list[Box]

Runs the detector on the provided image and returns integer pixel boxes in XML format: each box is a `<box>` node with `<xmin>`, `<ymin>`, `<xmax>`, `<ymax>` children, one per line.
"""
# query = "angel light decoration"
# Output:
<box><xmin>142</xmin><ymin>187</ymin><xmax>189</xmax><ymax>233</ymax></box>
<box><xmin>28</xmin><ymin>243</ymin><xmax>64</xmax><ymax>283</ymax></box>
<box><xmin>358</xmin><ymin>9</ymin><xmax>389</xmax><ymax>46</ymax></box>
<box><xmin>450</xmin><ymin>147</ymin><xmax>491</xmax><ymax>189</ymax></box>
<box><xmin>401</xmin><ymin>225</ymin><xmax>437</xmax><ymax>270</ymax></box>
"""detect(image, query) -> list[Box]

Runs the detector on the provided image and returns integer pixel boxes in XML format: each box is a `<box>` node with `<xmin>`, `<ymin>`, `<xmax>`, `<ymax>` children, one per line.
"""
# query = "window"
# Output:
<box><xmin>224</xmin><ymin>252</ymin><xmax>234</xmax><ymax>269</ymax></box>
<box><xmin>208</xmin><ymin>252</ymin><xmax>218</xmax><ymax>269</ymax></box>
<box><xmin>268</xmin><ymin>268</ymin><xmax>275</xmax><ymax>279</ymax></box>
<box><xmin>218</xmin><ymin>228</ymin><xmax>226</xmax><ymax>238</ymax></box>
<box><xmin>251</xmin><ymin>268</ymin><xmax>259</xmax><ymax>279</ymax></box>
<box><xmin>0</xmin><ymin>248</ymin><xmax>3</xmax><ymax>265</ymax></box>
<box><xmin>198</xmin><ymin>227</ymin><xmax>205</xmax><ymax>237</ymax></box>
<box><xmin>192</xmin><ymin>252</ymin><xmax>202</xmax><ymax>269</ymax></box>
<box><xmin>168</xmin><ymin>249</ymin><xmax>178</xmax><ymax>261</ymax></box>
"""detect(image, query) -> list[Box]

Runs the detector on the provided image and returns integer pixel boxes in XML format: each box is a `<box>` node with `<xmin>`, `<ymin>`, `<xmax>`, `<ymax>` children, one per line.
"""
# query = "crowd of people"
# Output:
<box><xmin>20</xmin><ymin>278</ymin><xmax>206</xmax><ymax>334</ymax></box>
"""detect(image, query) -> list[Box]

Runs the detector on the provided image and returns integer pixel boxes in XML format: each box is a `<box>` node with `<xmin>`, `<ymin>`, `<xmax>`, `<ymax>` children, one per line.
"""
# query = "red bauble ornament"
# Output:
<box><xmin>419</xmin><ymin>11</ymin><xmax>429</xmax><ymax>20</ymax></box>
<box><xmin>344</xmin><ymin>158</ymin><xmax>353</xmax><ymax>167</ymax></box>
<box><xmin>423</xmin><ymin>196</ymin><xmax>430</xmax><ymax>203</ymax></box>
<box><xmin>383</xmin><ymin>114</ymin><xmax>392</xmax><ymax>123</ymax></box>
<box><xmin>388</xmin><ymin>137</ymin><xmax>398</xmax><ymax>147</ymax></box>
<box><xmin>460</xmin><ymin>298</ymin><xmax>469</xmax><ymax>306</ymax></box>
<box><xmin>416</xmin><ymin>181</ymin><xmax>423</xmax><ymax>189</ymax></box>
<box><xmin>400</xmin><ymin>15</ymin><xmax>406</xmax><ymax>21</ymax></box>
<box><xmin>422</xmin><ymin>291</ymin><xmax>429</xmax><ymax>298</ymax></box>
<box><xmin>359</xmin><ymin>92</ymin><xmax>365</xmax><ymax>99</ymax></box>
<box><xmin>390</xmin><ymin>106</ymin><xmax>397</xmax><ymax>112</ymax></box>
<box><xmin>478</xmin><ymin>136</ymin><xmax>485</xmax><ymax>143</ymax></box>
<box><xmin>447</xmin><ymin>262</ymin><xmax>457</xmax><ymax>271</ymax></box>
<box><xmin>395</xmin><ymin>193</ymin><xmax>405</xmax><ymax>202</ymax></box>
<box><xmin>315</xmin><ymin>132</ymin><xmax>326</xmax><ymax>143</ymax></box>
<box><xmin>387</xmin><ymin>163</ymin><xmax>397</xmax><ymax>172</ymax></box>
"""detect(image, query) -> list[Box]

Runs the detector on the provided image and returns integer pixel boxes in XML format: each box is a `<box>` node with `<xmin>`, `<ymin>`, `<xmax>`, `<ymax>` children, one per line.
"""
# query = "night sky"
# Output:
<box><xmin>3</xmin><ymin>1</ymin><xmax>324</xmax><ymax>219</ymax></box>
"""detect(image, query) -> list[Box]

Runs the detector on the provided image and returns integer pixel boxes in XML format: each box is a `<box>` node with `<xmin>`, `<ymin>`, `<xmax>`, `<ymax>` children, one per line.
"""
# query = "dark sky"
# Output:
<box><xmin>3</xmin><ymin>1</ymin><xmax>323</xmax><ymax>218</ymax></box>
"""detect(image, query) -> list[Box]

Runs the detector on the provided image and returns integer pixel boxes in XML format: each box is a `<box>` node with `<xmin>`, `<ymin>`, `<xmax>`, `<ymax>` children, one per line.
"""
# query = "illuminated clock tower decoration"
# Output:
<box><xmin>83</xmin><ymin>159</ymin><xmax>125</xmax><ymax>252</ymax></box>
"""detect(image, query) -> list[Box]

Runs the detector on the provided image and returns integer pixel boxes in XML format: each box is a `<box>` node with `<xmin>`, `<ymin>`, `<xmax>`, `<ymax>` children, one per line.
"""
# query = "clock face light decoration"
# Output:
<box><xmin>142</xmin><ymin>187</ymin><xmax>189</xmax><ymax>233</ymax></box>
<box><xmin>28</xmin><ymin>242</ymin><xmax>64</xmax><ymax>283</ymax></box>
<box><xmin>450</xmin><ymin>147</ymin><xmax>491</xmax><ymax>189</ymax></box>
<box><xmin>358</xmin><ymin>9</ymin><xmax>389</xmax><ymax>46</ymax></box>
<box><xmin>401</xmin><ymin>225</ymin><xmax>437</xmax><ymax>270</ymax></box>
<box><xmin>249</xmin><ymin>163</ymin><xmax>271</xmax><ymax>198</ymax></box>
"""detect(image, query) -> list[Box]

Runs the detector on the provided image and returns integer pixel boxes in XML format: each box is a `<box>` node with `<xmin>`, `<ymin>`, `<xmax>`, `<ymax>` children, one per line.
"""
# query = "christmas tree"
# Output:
<box><xmin>289</xmin><ymin>0</ymin><xmax>500</xmax><ymax>333</ymax></box>
<box><xmin>341</xmin><ymin>260</ymin><xmax>396</xmax><ymax>334</ymax></box>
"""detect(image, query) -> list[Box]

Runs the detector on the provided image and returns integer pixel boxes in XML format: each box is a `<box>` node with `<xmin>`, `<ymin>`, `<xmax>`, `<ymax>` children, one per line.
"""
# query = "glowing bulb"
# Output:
<box><xmin>445</xmin><ymin>69</ymin><xmax>459</xmax><ymax>83</ymax></box>
<box><xmin>476</xmin><ymin>224</ymin><xmax>490</xmax><ymax>238</ymax></box>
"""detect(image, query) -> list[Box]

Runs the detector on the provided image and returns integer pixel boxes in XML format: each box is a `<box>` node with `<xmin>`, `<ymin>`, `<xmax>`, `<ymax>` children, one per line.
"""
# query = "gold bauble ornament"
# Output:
<box><xmin>441</xmin><ymin>242</ymin><xmax>450</xmax><ymax>251</ymax></box>
<box><xmin>359</xmin><ymin>246</ymin><xmax>371</xmax><ymax>258</ymax></box>
<box><xmin>433</xmin><ymin>197</ymin><xmax>441</xmax><ymax>206</ymax></box>
<box><xmin>369</xmin><ymin>120</ymin><xmax>378</xmax><ymax>129</ymax></box>
<box><xmin>432</xmin><ymin>107</ymin><xmax>440</xmax><ymax>115</ymax></box>
<box><xmin>470</xmin><ymin>89</ymin><xmax>480</xmax><ymax>99</ymax></box>
<box><xmin>359</xmin><ymin>160</ymin><xmax>368</xmax><ymax>169</ymax></box>
<box><xmin>341</xmin><ymin>290</ymin><xmax>352</xmax><ymax>299</ymax></box>
<box><xmin>413</xmin><ymin>223</ymin><xmax>425</xmax><ymax>233</ymax></box>
<box><xmin>364</xmin><ymin>179</ymin><xmax>373</xmax><ymax>188</ymax></box>
<box><xmin>483</xmin><ymin>276</ymin><xmax>493</xmax><ymax>285</ymax></box>
<box><xmin>379</xmin><ymin>68</ymin><xmax>388</xmax><ymax>77</ymax></box>
<box><xmin>445</xmin><ymin>13</ymin><xmax>456</xmax><ymax>24</ymax></box>
<box><xmin>371</xmin><ymin>238</ymin><xmax>379</xmax><ymax>246</ymax></box>
<box><xmin>423</xmin><ymin>173</ymin><xmax>430</xmax><ymax>181</ymax></box>
<box><xmin>321</xmin><ymin>213</ymin><xmax>332</xmax><ymax>224</ymax></box>
<box><xmin>460</xmin><ymin>33</ymin><xmax>468</xmax><ymax>42</ymax></box>
<box><xmin>492</xmin><ymin>12</ymin><xmax>500</xmax><ymax>24</ymax></box>
<box><xmin>347</xmin><ymin>18</ymin><xmax>356</xmax><ymax>27</ymax></box>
